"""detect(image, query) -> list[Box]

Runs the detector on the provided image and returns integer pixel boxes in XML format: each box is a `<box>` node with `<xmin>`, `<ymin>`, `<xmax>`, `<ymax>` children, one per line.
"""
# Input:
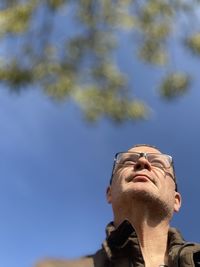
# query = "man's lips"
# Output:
<box><xmin>133</xmin><ymin>175</ymin><xmax>151</xmax><ymax>182</ymax></box>
<box><xmin>128</xmin><ymin>173</ymin><xmax>155</xmax><ymax>184</ymax></box>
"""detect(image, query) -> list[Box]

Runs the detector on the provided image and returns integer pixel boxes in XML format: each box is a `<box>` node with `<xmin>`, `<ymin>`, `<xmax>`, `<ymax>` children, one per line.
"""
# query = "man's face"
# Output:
<box><xmin>107</xmin><ymin>145</ymin><xmax>181</xmax><ymax>219</ymax></box>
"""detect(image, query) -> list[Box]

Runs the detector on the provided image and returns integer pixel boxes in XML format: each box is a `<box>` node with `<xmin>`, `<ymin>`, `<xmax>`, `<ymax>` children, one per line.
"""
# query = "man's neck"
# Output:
<box><xmin>114</xmin><ymin>203</ymin><xmax>170</xmax><ymax>267</ymax></box>
<box><xmin>133</xmin><ymin>219</ymin><xmax>169</xmax><ymax>267</ymax></box>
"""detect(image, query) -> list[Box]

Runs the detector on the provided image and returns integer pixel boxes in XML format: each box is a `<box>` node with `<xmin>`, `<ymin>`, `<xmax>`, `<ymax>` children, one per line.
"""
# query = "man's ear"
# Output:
<box><xmin>106</xmin><ymin>186</ymin><xmax>112</xmax><ymax>204</ymax></box>
<box><xmin>174</xmin><ymin>191</ymin><xmax>182</xmax><ymax>212</ymax></box>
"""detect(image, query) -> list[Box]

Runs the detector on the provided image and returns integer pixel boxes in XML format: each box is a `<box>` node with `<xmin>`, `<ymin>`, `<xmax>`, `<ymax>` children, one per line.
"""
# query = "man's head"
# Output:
<box><xmin>106</xmin><ymin>144</ymin><xmax>181</xmax><ymax>225</ymax></box>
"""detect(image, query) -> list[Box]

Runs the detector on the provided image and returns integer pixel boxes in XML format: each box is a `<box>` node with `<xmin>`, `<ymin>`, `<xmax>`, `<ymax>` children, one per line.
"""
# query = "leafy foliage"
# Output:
<box><xmin>0</xmin><ymin>0</ymin><xmax>199</xmax><ymax>122</ymax></box>
<box><xmin>160</xmin><ymin>72</ymin><xmax>190</xmax><ymax>99</ymax></box>
<box><xmin>185</xmin><ymin>33</ymin><xmax>200</xmax><ymax>55</ymax></box>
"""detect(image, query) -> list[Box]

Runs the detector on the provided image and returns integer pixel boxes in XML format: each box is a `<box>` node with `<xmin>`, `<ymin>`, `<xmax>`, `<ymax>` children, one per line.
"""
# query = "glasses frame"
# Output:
<box><xmin>110</xmin><ymin>151</ymin><xmax>178</xmax><ymax>191</ymax></box>
<box><xmin>115</xmin><ymin>152</ymin><xmax>173</xmax><ymax>168</ymax></box>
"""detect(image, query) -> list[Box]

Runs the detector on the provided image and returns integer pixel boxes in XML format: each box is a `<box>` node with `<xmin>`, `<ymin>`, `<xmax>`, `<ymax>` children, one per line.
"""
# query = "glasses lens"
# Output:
<box><xmin>147</xmin><ymin>154</ymin><xmax>171</xmax><ymax>168</ymax></box>
<box><xmin>116</xmin><ymin>153</ymin><xmax>172</xmax><ymax>168</ymax></box>
<box><xmin>116</xmin><ymin>152</ymin><xmax>139</xmax><ymax>165</ymax></box>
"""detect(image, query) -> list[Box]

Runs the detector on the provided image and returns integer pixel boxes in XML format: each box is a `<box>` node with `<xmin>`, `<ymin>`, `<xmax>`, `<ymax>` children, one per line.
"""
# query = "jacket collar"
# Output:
<box><xmin>102</xmin><ymin>220</ymin><xmax>186</xmax><ymax>262</ymax></box>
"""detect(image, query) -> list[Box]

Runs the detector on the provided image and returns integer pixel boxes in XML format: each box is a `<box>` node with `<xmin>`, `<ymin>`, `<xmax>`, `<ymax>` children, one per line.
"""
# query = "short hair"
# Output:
<box><xmin>109</xmin><ymin>144</ymin><xmax>178</xmax><ymax>191</ymax></box>
<box><xmin>131</xmin><ymin>144</ymin><xmax>160</xmax><ymax>150</ymax></box>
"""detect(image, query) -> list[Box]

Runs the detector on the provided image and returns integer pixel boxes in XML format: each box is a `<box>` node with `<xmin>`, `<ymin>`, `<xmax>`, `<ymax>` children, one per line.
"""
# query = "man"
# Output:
<box><xmin>36</xmin><ymin>144</ymin><xmax>200</xmax><ymax>267</ymax></box>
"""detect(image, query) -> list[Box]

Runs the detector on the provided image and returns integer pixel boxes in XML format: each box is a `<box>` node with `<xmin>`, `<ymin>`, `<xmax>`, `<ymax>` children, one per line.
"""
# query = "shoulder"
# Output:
<box><xmin>35</xmin><ymin>249</ymin><xmax>108</xmax><ymax>267</ymax></box>
<box><xmin>35</xmin><ymin>255</ymin><xmax>94</xmax><ymax>267</ymax></box>
<box><xmin>175</xmin><ymin>242</ymin><xmax>200</xmax><ymax>267</ymax></box>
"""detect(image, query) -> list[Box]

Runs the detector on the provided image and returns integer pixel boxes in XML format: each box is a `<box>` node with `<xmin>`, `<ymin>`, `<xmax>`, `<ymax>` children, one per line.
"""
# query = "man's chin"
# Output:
<box><xmin>125</xmin><ymin>181</ymin><xmax>158</xmax><ymax>195</ymax></box>
<box><xmin>123</xmin><ymin>184</ymin><xmax>161</xmax><ymax>204</ymax></box>
<box><xmin>125</xmin><ymin>189</ymin><xmax>173</xmax><ymax>219</ymax></box>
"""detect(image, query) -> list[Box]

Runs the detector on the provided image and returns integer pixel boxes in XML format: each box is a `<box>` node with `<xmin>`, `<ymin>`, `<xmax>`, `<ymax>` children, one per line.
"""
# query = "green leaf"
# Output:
<box><xmin>160</xmin><ymin>72</ymin><xmax>191</xmax><ymax>99</ymax></box>
<box><xmin>185</xmin><ymin>33</ymin><xmax>200</xmax><ymax>55</ymax></box>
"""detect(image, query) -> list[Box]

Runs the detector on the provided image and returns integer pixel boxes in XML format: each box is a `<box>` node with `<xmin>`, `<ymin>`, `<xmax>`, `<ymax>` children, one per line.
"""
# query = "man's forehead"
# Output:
<box><xmin>128</xmin><ymin>145</ymin><xmax>162</xmax><ymax>154</ymax></box>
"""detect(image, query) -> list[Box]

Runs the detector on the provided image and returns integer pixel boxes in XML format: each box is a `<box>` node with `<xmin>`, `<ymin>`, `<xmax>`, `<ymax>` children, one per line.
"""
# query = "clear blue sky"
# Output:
<box><xmin>1</xmin><ymin>13</ymin><xmax>200</xmax><ymax>267</ymax></box>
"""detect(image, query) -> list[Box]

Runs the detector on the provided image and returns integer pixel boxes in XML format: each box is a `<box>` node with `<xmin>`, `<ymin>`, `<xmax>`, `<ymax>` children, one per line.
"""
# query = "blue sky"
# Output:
<box><xmin>1</xmin><ymin>70</ymin><xmax>200</xmax><ymax>267</ymax></box>
<box><xmin>1</xmin><ymin>9</ymin><xmax>200</xmax><ymax>267</ymax></box>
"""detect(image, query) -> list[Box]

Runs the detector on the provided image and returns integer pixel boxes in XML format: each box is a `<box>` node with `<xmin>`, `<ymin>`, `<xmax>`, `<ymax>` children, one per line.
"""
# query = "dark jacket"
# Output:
<box><xmin>36</xmin><ymin>220</ymin><xmax>200</xmax><ymax>267</ymax></box>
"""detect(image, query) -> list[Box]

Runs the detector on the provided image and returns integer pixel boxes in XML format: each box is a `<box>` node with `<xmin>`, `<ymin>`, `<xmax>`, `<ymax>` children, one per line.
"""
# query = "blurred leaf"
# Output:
<box><xmin>185</xmin><ymin>33</ymin><xmax>200</xmax><ymax>55</ymax></box>
<box><xmin>0</xmin><ymin>1</ymin><xmax>35</xmax><ymax>35</ymax></box>
<box><xmin>139</xmin><ymin>40</ymin><xmax>167</xmax><ymax>65</ymax></box>
<box><xmin>160</xmin><ymin>72</ymin><xmax>191</xmax><ymax>99</ymax></box>
<box><xmin>48</xmin><ymin>0</ymin><xmax>66</xmax><ymax>10</ymax></box>
<box><xmin>0</xmin><ymin>61</ymin><xmax>33</xmax><ymax>88</ymax></box>
<box><xmin>74</xmin><ymin>87</ymin><xmax>148</xmax><ymax>123</ymax></box>
<box><xmin>142</xmin><ymin>0</ymin><xmax>173</xmax><ymax>18</ymax></box>
<box><xmin>142</xmin><ymin>23</ymin><xmax>171</xmax><ymax>40</ymax></box>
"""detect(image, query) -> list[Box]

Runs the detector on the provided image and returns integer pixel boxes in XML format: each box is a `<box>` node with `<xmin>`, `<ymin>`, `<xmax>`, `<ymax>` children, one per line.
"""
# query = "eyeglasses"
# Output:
<box><xmin>110</xmin><ymin>152</ymin><xmax>178</xmax><ymax>190</ymax></box>
<box><xmin>114</xmin><ymin>152</ymin><xmax>173</xmax><ymax>170</ymax></box>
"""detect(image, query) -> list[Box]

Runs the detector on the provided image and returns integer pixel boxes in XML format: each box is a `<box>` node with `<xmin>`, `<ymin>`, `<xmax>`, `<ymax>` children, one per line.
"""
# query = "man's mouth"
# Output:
<box><xmin>128</xmin><ymin>173</ymin><xmax>155</xmax><ymax>185</ymax></box>
<box><xmin>133</xmin><ymin>175</ymin><xmax>151</xmax><ymax>182</ymax></box>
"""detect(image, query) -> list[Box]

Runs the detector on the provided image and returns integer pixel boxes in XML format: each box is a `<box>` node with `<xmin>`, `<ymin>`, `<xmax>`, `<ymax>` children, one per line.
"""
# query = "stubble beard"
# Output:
<box><xmin>123</xmin><ymin>187</ymin><xmax>174</xmax><ymax>223</ymax></box>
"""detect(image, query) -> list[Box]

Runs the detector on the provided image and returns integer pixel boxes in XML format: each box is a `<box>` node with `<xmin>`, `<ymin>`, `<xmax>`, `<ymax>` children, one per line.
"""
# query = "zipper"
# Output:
<box><xmin>129</xmin><ymin>258</ymin><xmax>133</xmax><ymax>267</ymax></box>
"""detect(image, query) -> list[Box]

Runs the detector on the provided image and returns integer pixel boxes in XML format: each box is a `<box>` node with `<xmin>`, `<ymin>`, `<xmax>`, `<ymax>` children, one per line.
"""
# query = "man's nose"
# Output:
<box><xmin>134</xmin><ymin>157</ymin><xmax>151</xmax><ymax>171</ymax></box>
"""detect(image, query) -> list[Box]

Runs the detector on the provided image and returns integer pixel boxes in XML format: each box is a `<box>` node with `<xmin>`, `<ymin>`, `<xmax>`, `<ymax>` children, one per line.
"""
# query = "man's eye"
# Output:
<box><xmin>123</xmin><ymin>160</ymin><xmax>135</xmax><ymax>165</ymax></box>
<box><xmin>151</xmin><ymin>161</ymin><xmax>165</xmax><ymax>168</ymax></box>
<box><xmin>119</xmin><ymin>158</ymin><xmax>134</xmax><ymax>165</ymax></box>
